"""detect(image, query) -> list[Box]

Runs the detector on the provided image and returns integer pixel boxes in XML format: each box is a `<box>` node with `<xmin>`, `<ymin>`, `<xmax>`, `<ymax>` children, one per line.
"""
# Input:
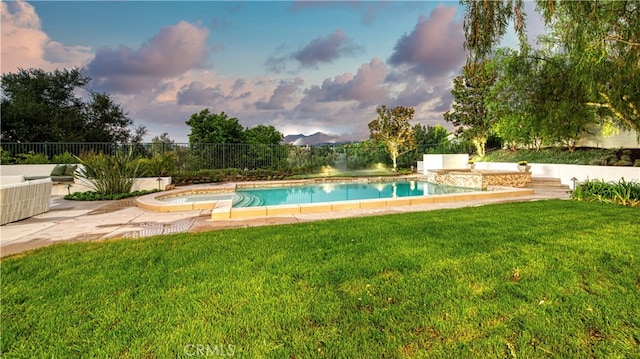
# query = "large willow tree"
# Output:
<box><xmin>462</xmin><ymin>0</ymin><xmax>640</xmax><ymax>135</ymax></box>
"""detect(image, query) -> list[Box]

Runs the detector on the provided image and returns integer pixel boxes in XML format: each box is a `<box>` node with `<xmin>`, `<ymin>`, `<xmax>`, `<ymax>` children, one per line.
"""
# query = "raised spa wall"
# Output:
<box><xmin>424</xmin><ymin>169</ymin><xmax>532</xmax><ymax>189</ymax></box>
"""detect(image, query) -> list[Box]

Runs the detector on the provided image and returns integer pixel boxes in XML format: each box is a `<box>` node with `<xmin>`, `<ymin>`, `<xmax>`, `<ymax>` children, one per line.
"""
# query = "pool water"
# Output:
<box><xmin>232</xmin><ymin>181</ymin><xmax>479</xmax><ymax>208</ymax></box>
<box><xmin>161</xmin><ymin>193</ymin><xmax>235</xmax><ymax>204</ymax></box>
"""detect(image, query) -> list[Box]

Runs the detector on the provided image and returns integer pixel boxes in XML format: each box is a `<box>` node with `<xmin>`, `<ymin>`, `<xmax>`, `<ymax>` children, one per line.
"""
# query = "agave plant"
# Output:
<box><xmin>75</xmin><ymin>149</ymin><xmax>148</xmax><ymax>195</ymax></box>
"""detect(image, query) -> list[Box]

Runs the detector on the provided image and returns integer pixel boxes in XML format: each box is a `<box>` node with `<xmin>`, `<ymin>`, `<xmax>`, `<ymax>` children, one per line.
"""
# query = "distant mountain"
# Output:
<box><xmin>283</xmin><ymin>132</ymin><xmax>342</xmax><ymax>146</ymax></box>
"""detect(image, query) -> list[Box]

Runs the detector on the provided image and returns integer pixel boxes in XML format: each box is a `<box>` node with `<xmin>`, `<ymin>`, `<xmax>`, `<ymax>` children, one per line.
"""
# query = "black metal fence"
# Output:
<box><xmin>0</xmin><ymin>142</ymin><xmax>391</xmax><ymax>171</ymax></box>
<box><xmin>0</xmin><ymin>141</ymin><xmax>474</xmax><ymax>172</ymax></box>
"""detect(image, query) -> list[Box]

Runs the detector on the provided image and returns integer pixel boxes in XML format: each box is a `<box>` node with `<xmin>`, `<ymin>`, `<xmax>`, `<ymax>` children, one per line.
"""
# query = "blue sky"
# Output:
<box><xmin>1</xmin><ymin>0</ymin><xmax>545</xmax><ymax>143</ymax></box>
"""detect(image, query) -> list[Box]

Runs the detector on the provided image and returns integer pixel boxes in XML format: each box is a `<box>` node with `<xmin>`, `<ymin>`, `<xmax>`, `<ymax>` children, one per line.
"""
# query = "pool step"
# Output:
<box><xmin>232</xmin><ymin>192</ymin><xmax>264</xmax><ymax>208</ymax></box>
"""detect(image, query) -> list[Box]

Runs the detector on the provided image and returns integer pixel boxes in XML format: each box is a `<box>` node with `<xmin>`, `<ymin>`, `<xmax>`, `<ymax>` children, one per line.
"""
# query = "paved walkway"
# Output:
<box><xmin>0</xmin><ymin>189</ymin><xmax>569</xmax><ymax>258</ymax></box>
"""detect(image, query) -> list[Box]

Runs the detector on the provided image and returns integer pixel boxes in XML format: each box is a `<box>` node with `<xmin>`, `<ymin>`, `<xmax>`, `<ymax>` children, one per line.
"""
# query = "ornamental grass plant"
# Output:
<box><xmin>75</xmin><ymin>149</ymin><xmax>147</xmax><ymax>195</ymax></box>
<box><xmin>572</xmin><ymin>178</ymin><xmax>640</xmax><ymax>206</ymax></box>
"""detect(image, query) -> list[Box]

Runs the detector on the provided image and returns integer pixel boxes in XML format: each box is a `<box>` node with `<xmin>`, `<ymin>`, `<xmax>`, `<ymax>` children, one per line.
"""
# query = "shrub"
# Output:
<box><xmin>171</xmin><ymin>168</ymin><xmax>291</xmax><ymax>186</ymax></box>
<box><xmin>571</xmin><ymin>178</ymin><xmax>640</xmax><ymax>207</ymax></box>
<box><xmin>64</xmin><ymin>189</ymin><xmax>159</xmax><ymax>201</ymax></box>
<box><xmin>52</xmin><ymin>152</ymin><xmax>77</xmax><ymax>164</ymax></box>
<box><xmin>76</xmin><ymin>149</ymin><xmax>148</xmax><ymax>195</ymax></box>
<box><xmin>148</xmin><ymin>152</ymin><xmax>177</xmax><ymax>177</ymax></box>
<box><xmin>15</xmin><ymin>151</ymin><xmax>49</xmax><ymax>164</ymax></box>
<box><xmin>0</xmin><ymin>147</ymin><xmax>14</xmax><ymax>164</ymax></box>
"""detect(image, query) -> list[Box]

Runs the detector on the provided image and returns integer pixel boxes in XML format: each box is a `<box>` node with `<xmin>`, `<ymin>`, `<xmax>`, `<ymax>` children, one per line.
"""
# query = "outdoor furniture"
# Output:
<box><xmin>24</xmin><ymin>164</ymin><xmax>76</xmax><ymax>183</ymax></box>
<box><xmin>0</xmin><ymin>176</ymin><xmax>52</xmax><ymax>225</ymax></box>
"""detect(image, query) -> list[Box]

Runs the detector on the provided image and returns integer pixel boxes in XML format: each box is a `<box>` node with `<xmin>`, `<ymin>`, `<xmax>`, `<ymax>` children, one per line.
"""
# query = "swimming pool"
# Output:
<box><xmin>232</xmin><ymin>180</ymin><xmax>479</xmax><ymax>207</ymax></box>
<box><xmin>135</xmin><ymin>178</ymin><xmax>535</xmax><ymax>217</ymax></box>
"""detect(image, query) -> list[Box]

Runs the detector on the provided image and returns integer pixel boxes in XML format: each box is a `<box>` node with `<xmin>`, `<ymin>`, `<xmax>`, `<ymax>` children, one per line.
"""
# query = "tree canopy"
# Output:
<box><xmin>186</xmin><ymin>109</ymin><xmax>245</xmax><ymax>144</ymax></box>
<box><xmin>462</xmin><ymin>0</ymin><xmax>640</xmax><ymax>135</ymax></box>
<box><xmin>244</xmin><ymin>124</ymin><xmax>284</xmax><ymax>145</ymax></box>
<box><xmin>413</xmin><ymin>124</ymin><xmax>449</xmax><ymax>155</ymax></box>
<box><xmin>489</xmin><ymin>49</ymin><xmax>597</xmax><ymax>151</ymax></box>
<box><xmin>444</xmin><ymin>60</ymin><xmax>497</xmax><ymax>156</ymax></box>
<box><xmin>368</xmin><ymin>105</ymin><xmax>416</xmax><ymax>171</ymax></box>
<box><xmin>185</xmin><ymin>109</ymin><xmax>283</xmax><ymax>145</ymax></box>
<box><xmin>1</xmin><ymin>68</ymin><xmax>141</xmax><ymax>143</ymax></box>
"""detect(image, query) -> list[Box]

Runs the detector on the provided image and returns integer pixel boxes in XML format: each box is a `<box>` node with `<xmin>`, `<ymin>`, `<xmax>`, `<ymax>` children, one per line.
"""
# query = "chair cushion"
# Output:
<box><xmin>64</xmin><ymin>164</ymin><xmax>78</xmax><ymax>176</ymax></box>
<box><xmin>50</xmin><ymin>164</ymin><xmax>67</xmax><ymax>176</ymax></box>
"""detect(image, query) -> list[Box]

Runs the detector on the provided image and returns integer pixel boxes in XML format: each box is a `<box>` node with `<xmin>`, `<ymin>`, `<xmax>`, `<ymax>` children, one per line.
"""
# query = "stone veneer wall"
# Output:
<box><xmin>482</xmin><ymin>171</ymin><xmax>531</xmax><ymax>187</ymax></box>
<box><xmin>424</xmin><ymin>170</ymin><xmax>483</xmax><ymax>189</ymax></box>
<box><xmin>425</xmin><ymin>169</ymin><xmax>531</xmax><ymax>189</ymax></box>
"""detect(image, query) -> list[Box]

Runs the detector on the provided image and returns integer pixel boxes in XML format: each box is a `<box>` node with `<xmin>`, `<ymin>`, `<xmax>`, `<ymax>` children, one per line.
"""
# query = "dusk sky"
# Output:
<box><xmin>1</xmin><ymin>0</ymin><xmax>545</xmax><ymax>143</ymax></box>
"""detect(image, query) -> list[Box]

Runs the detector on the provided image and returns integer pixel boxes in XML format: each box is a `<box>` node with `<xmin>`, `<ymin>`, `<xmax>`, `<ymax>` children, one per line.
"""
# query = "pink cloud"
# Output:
<box><xmin>87</xmin><ymin>21</ymin><xmax>210</xmax><ymax>94</ymax></box>
<box><xmin>303</xmin><ymin>58</ymin><xmax>387</xmax><ymax>105</ymax></box>
<box><xmin>1</xmin><ymin>0</ymin><xmax>92</xmax><ymax>74</ymax></box>
<box><xmin>256</xmin><ymin>78</ymin><xmax>304</xmax><ymax>110</ymax></box>
<box><xmin>177</xmin><ymin>81</ymin><xmax>227</xmax><ymax>106</ymax></box>
<box><xmin>388</xmin><ymin>5</ymin><xmax>466</xmax><ymax>77</ymax></box>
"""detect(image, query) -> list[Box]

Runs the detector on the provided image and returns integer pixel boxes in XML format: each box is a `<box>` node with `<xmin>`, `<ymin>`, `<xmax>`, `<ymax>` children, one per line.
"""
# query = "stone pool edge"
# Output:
<box><xmin>135</xmin><ymin>177</ymin><xmax>421</xmax><ymax>212</ymax></box>
<box><xmin>211</xmin><ymin>186</ymin><xmax>535</xmax><ymax>220</ymax></box>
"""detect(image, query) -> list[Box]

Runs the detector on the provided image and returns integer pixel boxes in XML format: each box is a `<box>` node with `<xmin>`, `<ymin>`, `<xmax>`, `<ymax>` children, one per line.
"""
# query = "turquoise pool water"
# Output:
<box><xmin>232</xmin><ymin>181</ymin><xmax>480</xmax><ymax>208</ymax></box>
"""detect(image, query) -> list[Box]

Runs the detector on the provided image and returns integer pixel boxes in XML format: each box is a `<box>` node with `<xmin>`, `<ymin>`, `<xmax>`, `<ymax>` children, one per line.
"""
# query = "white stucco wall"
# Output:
<box><xmin>577</xmin><ymin>126</ymin><xmax>639</xmax><ymax>149</ymax></box>
<box><xmin>475</xmin><ymin>162</ymin><xmax>639</xmax><ymax>188</ymax></box>
<box><xmin>422</xmin><ymin>154</ymin><xmax>469</xmax><ymax>171</ymax></box>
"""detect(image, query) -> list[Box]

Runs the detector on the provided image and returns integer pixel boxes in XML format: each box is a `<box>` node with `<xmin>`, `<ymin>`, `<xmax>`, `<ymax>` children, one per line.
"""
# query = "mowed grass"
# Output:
<box><xmin>2</xmin><ymin>200</ymin><xmax>639</xmax><ymax>358</ymax></box>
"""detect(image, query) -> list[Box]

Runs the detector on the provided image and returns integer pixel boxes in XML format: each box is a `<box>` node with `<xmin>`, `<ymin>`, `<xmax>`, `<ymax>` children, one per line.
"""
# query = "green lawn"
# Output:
<box><xmin>2</xmin><ymin>200</ymin><xmax>639</xmax><ymax>358</ymax></box>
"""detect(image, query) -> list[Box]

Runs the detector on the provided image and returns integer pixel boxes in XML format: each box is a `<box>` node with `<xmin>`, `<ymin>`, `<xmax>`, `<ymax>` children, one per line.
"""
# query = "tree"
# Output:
<box><xmin>413</xmin><ymin>124</ymin><xmax>449</xmax><ymax>155</ymax></box>
<box><xmin>368</xmin><ymin>105</ymin><xmax>416</xmax><ymax>171</ymax></box>
<box><xmin>150</xmin><ymin>132</ymin><xmax>175</xmax><ymax>156</ymax></box>
<box><xmin>462</xmin><ymin>0</ymin><xmax>640</xmax><ymax>136</ymax></box>
<box><xmin>244</xmin><ymin>125</ymin><xmax>283</xmax><ymax>144</ymax></box>
<box><xmin>538</xmin><ymin>1</ymin><xmax>639</xmax><ymax>134</ymax></box>
<box><xmin>489</xmin><ymin>49</ymin><xmax>596</xmax><ymax>151</ymax></box>
<box><xmin>1</xmin><ymin>68</ymin><xmax>138</xmax><ymax>143</ymax></box>
<box><xmin>83</xmin><ymin>91</ymin><xmax>136</xmax><ymax>143</ymax></box>
<box><xmin>444</xmin><ymin>61</ymin><xmax>497</xmax><ymax>156</ymax></box>
<box><xmin>185</xmin><ymin>109</ymin><xmax>245</xmax><ymax>144</ymax></box>
<box><xmin>243</xmin><ymin>125</ymin><xmax>285</xmax><ymax>170</ymax></box>
<box><xmin>462</xmin><ymin>0</ymin><xmax>528</xmax><ymax>62</ymax></box>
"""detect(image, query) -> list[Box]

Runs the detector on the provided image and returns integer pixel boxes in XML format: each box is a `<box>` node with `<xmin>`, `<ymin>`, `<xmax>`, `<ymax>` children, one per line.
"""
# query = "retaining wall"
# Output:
<box><xmin>417</xmin><ymin>156</ymin><xmax>639</xmax><ymax>188</ymax></box>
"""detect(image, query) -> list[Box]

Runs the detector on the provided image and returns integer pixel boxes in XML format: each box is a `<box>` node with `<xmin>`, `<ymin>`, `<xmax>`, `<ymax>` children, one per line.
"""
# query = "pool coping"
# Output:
<box><xmin>135</xmin><ymin>178</ymin><xmax>535</xmax><ymax>219</ymax></box>
<box><xmin>212</xmin><ymin>186</ymin><xmax>534</xmax><ymax>220</ymax></box>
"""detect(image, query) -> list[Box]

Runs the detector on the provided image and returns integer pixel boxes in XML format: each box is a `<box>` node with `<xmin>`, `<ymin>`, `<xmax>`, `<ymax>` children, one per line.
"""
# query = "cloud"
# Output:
<box><xmin>177</xmin><ymin>81</ymin><xmax>226</xmax><ymax>106</ymax></box>
<box><xmin>303</xmin><ymin>58</ymin><xmax>387</xmax><ymax>106</ymax></box>
<box><xmin>86</xmin><ymin>21</ymin><xmax>210</xmax><ymax>94</ymax></box>
<box><xmin>1</xmin><ymin>0</ymin><xmax>93</xmax><ymax>73</ymax></box>
<box><xmin>294</xmin><ymin>29</ymin><xmax>361</xmax><ymax>68</ymax></box>
<box><xmin>256</xmin><ymin>78</ymin><xmax>304</xmax><ymax>110</ymax></box>
<box><xmin>388</xmin><ymin>5</ymin><xmax>466</xmax><ymax>77</ymax></box>
<box><xmin>266</xmin><ymin>30</ymin><xmax>362</xmax><ymax>73</ymax></box>
<box><xmin>264</xmin><ymin>45</ymin><xmax>290</xmax><ymax>74</ymax></box>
